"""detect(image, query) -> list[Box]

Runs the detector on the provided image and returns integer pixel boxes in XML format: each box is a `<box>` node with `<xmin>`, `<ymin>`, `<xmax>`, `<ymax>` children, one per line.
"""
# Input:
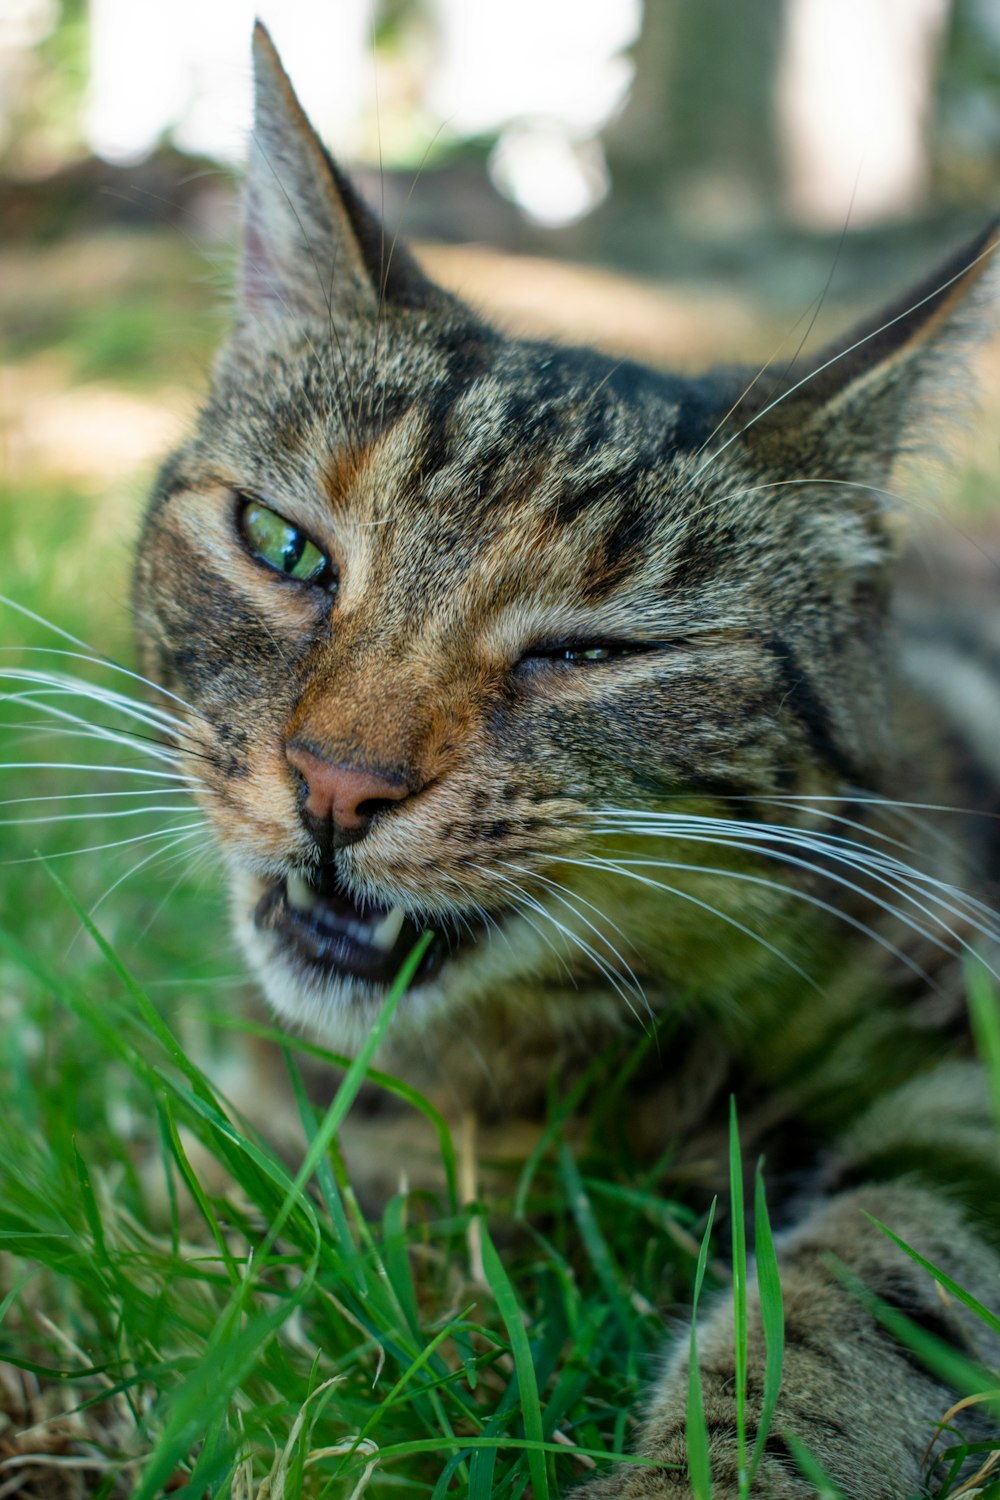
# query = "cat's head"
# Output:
<box><xmin>133</xmin><ymin>25</ymin><xmax>999</xmax><ymax>1046</ymax></box>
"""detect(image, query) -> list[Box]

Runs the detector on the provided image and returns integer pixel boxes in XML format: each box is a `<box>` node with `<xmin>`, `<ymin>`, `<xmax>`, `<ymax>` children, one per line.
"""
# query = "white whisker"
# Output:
<box><xmin>559</xmin><ymin>852</ymin><xmax>821</xmax><ymax>990</ymax></box>
<box><xmin>484</xmin><ymin>866</ymin><xmax>652</xmax><ymax>1026</ymax></box>
<box><xmin>2</xmin><ymin>821</ymin><xmax>207</xmax><ymax>864</ymax></box>
<box><xmin>498</xmin><ymin>858</ymin><xmax>649</xmax><ymax>1017</ymax></box>
<box><xmin>0</xmin><ymin>762</ymin><xmax>200</xmax><ymax>781</ymax></box>
<box><xmin>85</xmin><ymin>828</ymin><xmax>216</xmax><ymax>925</ymax></box>
<box><xmin>682</xmin><ymin>233</ymin><xmax>1000</xmax><ymax>497</ymax></box>
<box><xmin>0</xmin><ymin>803</ymin><xmax>194</xmax><ymax>828</ymax></box>
<box><xmin>579</xmin><ymin>807</ymin><xmax>1000</xmax><ymax>979</ymax></box>
<box><xmin>0</xmin><ymin>600</ymin><xmax>206</xmax><ymax>722</ymax></box>
<box><xmin>1</xmin><ymin>713</ymin><xmax>184</xmax><ymax>767</ymax></box>
<box><xmin>0</xmin><ymin>788</ymin><xmax>194</xmax><ymax>808</ymax></box>
<box><xmin>0</xmin><ymin>671</ymin><xmax>206</xmax><ymax>747</ymax></box>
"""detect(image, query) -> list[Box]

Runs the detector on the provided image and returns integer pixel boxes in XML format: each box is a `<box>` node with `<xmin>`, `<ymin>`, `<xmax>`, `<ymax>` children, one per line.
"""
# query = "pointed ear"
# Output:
<box><xmin>745</xmin><ymin>220</ymin><xmax>1000</xmax><ymax>482</ymax></box>
<box><xmin>241</xmin><ymin>22</ymin><xmax>437</xmax><ymax>324</ymax></box>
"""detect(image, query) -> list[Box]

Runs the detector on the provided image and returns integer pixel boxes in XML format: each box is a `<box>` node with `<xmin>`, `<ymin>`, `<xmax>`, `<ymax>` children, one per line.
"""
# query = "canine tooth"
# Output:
<box><xmin>370</xmin><ymin>906</ymin><xmax>406</xmax><ymax>951</ymax></box>
<box><xmin>287</xmin><ymin>874</ymin><xmax>317</xmax><ymax>912</ymax></box>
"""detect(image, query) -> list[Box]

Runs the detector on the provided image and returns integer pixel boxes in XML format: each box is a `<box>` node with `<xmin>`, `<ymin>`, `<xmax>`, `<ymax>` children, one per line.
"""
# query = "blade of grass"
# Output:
<box><xmin>129</xmin><ymin>1296</ymin><xmax>301</xmax><ymax>1500</ymax></box>
<box><xmin>204</xmin><ymin>1015</ymin><xmax>460</xmax><ymax>1215</ymax></box>
<box><xmin>832</xmin><ymin>1260</ymin><xmax>1000</xmax><ymax>1415</ymax></box>
<box><xmin>42</xmin><ymin>863</ymin><xmax>219</xmax><ymax>1104</ymax></box>
<box><xmin>781</xmin><ymin>1431</ymin><xmax>848</xmax><ymax>1497</ymax></box>
<box><xmin>556</xmin><ymin>1139</ymin><xmax>629</xmax><ymax>1336</ymax></box>
<box><xmin>259</xmin><ymin>932</ymin><xmax>432</xmax><ymax>1259</ymax></box>
<box><xmin>967</xmin><ymin>957</ymin><xmax>1000</xmax><ymax>1134</ymax></box>
<box><xmin>747</xmin><ymin>1160</ymin><xmax>784</xmax><ymax>1488</ymax></box>
<box><xmin>513</xmin><ymin>1063</ymin><xmax>598</xmax><ymax>1221</ymax></box>
<box><xmin>686</xmin><ymin>1198</ymin><xmax>717</xmax><ymax>1500</ymax></box>
<box><xmin>158</xmin><ymin>1100</ymin><xmax>242</xmax><ymax>1287</ymax></box>
<box><xmin>382</xmin><ymin>1191</ymin><xmax>421</xmax><ymax>1336</ymax></box>
<box><xmin>358</xmin><ymin>1305</ymin><xmax>478</xmax><ymax>1444</ymax></box>
<box><xmin>729</xmin><ymin>1098</ymin><xmax>748</xmax><ymax>1495</ymax></box>
<box><xmin>864</xmin><ymin>1213</ymin><xmax>1000</xmax><ymax>1338</ymax></box>
<box><xmin>480</xmin><ymin>1220</ymin><xmax>549</xmax><ymax>1500</ymax></box>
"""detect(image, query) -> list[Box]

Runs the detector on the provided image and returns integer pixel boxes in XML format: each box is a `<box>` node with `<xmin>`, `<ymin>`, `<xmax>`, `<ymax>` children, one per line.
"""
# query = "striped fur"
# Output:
<box><xmin>133</xmin><ymin>26</ymin><xmax>1000</xmax><ymax>1497</ymax></box>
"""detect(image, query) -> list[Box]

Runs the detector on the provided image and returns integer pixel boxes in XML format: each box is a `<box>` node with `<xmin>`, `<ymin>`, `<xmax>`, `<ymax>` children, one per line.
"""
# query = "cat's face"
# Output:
<box><xmin>133</xmin><ymin>27</ymin><xmax>996</xmax><ymax>1046</ymax></box>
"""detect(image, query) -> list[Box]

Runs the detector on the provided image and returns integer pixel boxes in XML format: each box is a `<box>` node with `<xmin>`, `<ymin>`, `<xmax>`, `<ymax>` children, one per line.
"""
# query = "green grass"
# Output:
<box><xmin>3</xmin><ymin>874</ymin><xmax>997</xmax><ymax>1496</ymax></box>
<box><xmin>0</xmin><ymin>871</ymin><xmax>695</xmax><ymax>1496</ymax></box>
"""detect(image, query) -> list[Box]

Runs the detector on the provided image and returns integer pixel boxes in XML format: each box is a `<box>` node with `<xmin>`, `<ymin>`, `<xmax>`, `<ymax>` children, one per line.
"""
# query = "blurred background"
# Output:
<box><xmin>2</xmin><ymin>0</ymin><xmax>1000</xmax><ymax>968</ymax></box>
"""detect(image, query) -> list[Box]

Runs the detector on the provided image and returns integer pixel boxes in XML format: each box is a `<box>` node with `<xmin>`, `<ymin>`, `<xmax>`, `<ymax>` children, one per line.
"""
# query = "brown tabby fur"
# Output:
<box><xmin>133</xmin><ymin>26</ymin><xmax>1000</xmax><ymax>1497</ymax></box>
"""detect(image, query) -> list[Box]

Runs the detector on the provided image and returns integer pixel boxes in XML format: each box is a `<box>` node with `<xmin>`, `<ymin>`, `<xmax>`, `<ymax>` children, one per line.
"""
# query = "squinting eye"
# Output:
<box><xmin>521</xmin><ymin>638</ymin><xmax>686</xmax><ymax>669</ymax></box>
<box><xmin>564</xmin><ymin>645</ymin><xmax>612</xmax><ymax>662</ymax></box>
<box><xmin>239</xmin><ymin>499</ymin><xmax>329</xmax><ymax>584</ymax></box>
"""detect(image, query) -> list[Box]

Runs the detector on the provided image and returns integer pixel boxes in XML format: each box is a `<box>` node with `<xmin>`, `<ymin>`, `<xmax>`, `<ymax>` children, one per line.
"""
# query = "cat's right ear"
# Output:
<box><xmin>240</xmin><ymin>22</ymin><xmax>436</xmax><ymax>325</ymax></box>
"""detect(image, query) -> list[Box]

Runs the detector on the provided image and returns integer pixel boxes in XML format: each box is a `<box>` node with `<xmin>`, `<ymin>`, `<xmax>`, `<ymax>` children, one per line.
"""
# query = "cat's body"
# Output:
<box><xmin>132</xmin><ymin>27</ymin><xmax>1000</xmax><ymax>1496</ymax></box>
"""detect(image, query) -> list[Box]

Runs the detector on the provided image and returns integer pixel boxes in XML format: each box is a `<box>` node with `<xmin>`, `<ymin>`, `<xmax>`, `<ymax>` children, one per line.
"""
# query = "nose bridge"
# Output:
<box><xmin>285</xmin><ymin>638</ymin><xmax>433</xmax><ymax>778</ymax></box>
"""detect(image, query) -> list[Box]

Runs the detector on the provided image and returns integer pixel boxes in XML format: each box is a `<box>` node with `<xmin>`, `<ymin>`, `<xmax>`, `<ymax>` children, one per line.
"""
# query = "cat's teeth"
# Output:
<box><xmin>369</xmin><ymin>906</ymin><xmax>406</xmax><ymax>952</ymax></box>
<box><xmin>287</xmin><ymin>874</ymin><xmax>317</xmax><ymax>913</ymax></box>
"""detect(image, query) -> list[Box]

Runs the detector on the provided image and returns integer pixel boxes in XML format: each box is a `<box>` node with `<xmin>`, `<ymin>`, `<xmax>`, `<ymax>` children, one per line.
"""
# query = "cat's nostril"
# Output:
<box><xmin>285</xmin><ymin>743</ymin><xmax>411</xmax><ymax>840</ymax></box>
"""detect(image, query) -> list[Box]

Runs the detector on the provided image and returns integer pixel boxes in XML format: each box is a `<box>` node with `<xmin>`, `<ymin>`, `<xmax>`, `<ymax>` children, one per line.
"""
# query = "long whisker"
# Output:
<box><xmin>588</xmin><ymin>812</ymin><xmax>991</xmax><ymax>936</ymax></box>
<box><xmin>569</xmin><ymin>851</ymin><xmax>928</xmax><ymax>989</ymax></box>
<box><xmin>1</xmin><ymin>678</ymin><xmax>180</xmax><ymax>728</ymax></box>
<box><xmin>62</xmin><ymin>828</ymin><xmax>217</xmax><ymax>960</ymax></box>
<box><xmin>484</xmin><ymin>866</ymin><xmax>652</xmax><ymax>1026</ymax></box>
<box><xmin>0</xmin><ymin>667</ymin><xmax>215</xmax><ymax>756</ymax></box>
<box><xmin>0</xmin><ymin>761</ymin><xmax>201</xmax><ymax>781</ymax></box>
<box><xmin>0</xmin><ymin>788</ymin><xmax>195</xmax><ymax>808</ymax></box>
<box><xmin>581</xmin><ymin>812</ymin><xmax>1000</xmax><ymax>972</ymax></box>
<box><xmin>2</xmin><ymin>706</ymin><xmax>216</xmax><ymax>768</ymax></box>
<box><xmin>422</xmin><ymin>865</ymin><xmax>520</xmax><ymax>964</ymax></box>
<box><xmin>0</xmin><ymin>802</ymin><xmax>195</xmax><ymax>828</ymax></box>
<box><xmin>0</xmin><ymin>711</ymin><xmax>185</xmax><ymax>767</ymax></box>
<box><xmin>0</xmin><ymin>600</ymin><xmax>206</xmax><ymax>722</ymax></box>
<box><xmin>498</xmin><ymin>858</ymin><xmax>648</xmax><ymax>1013</ymax></box>
<box><xmin>691</xmin><ymin>176</ymin><xmax>860</xmax><ymax>466</ymax></box>
<box><xmin>466</xmin><ymin>869</ymin><xmax>578</xmax><ymax>987</ymax></box>
<box><xmin>85</xmin><ymin>828</ymin><xmax>215</xmax><ymax>923</ymax></box>
<box><xmin>590</xmin><ymin>807</ymin><xmax>995</xmax><ymax>924</ymax></box>
<box><xmin>133</xmin><ymin>839</ymin><xmax>224</xmax><ymax>942</ymax></box>
<box><xmin>559</xmin><ymin>852</ymin><xmax>823</xmax><ymax>991</ymax></box>
<box><xmin>1</xmin><ymin>821</ymin><xmax>207</xmax><ymax>864</ymax></box>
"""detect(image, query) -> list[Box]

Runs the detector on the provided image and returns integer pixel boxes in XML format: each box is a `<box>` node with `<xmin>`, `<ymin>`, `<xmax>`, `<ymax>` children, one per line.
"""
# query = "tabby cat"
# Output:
<box><xmin>133</xmin><ymin>24</ymin><xmax>1000</xmax><ymax>1497</ymax></box>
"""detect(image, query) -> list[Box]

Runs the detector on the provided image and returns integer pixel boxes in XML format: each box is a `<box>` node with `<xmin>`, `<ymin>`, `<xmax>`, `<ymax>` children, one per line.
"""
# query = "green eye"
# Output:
<box><xmin>566</xmin><ymin>646</ymin><xmax>612</xmax><ymax>662</ymax></box>
<box><xmin>239</xmin><ymin>500</ymin><xmax>329</xmax><ymax>583</ymax></box>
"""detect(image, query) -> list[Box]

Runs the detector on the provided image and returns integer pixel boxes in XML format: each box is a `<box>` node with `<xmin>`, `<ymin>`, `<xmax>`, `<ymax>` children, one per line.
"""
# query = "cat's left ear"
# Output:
<box><xmin>747</xmin><ymin>220</ymin><xmax>1000</xmax><ymax>482</ymax></box>
<box><xmin>240</xmin><ymin>22</ymin><xmax>437</xmax><ymax>324</ymax></box>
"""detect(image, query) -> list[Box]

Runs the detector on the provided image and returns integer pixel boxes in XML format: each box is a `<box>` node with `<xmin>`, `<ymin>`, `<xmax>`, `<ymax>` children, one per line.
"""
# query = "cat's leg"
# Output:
<box><xmin>583</xmin><ymin>1067</ymin><xmax>1000</xmax><ymax>1499</ymax></box>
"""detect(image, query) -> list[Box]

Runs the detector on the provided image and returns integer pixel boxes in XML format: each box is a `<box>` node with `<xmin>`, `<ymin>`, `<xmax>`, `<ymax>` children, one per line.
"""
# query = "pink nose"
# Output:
<box><xmin>285</xmin><ymin>744</ymin><xmax>410</xmax><ymax>833</ymax></box>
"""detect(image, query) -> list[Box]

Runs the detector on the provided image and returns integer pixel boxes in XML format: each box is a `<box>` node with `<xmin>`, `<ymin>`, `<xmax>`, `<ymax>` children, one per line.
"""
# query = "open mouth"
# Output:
<box><xmin>254</xmin><ymin>865</ymin><xmax>464</xmax><ymax>987</ymax></box>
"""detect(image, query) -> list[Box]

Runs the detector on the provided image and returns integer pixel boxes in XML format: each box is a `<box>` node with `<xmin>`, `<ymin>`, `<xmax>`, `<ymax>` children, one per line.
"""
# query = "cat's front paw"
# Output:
<box><xmin>578</xmin><ymin>1183</ymin><xmax>1000</xmax><ymax>1500</ymax></box>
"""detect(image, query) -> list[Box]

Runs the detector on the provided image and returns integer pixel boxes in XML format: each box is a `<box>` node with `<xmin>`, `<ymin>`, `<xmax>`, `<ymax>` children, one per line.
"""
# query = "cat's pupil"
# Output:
<box><xmin>283</xmin><ymin>534</ymin><xmax>305</xmax><ymax>571</ymax></box>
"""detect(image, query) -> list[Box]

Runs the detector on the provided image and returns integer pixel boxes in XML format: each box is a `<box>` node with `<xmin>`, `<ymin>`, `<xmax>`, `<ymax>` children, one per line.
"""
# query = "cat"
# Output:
<box><xmin>131</xmin><ymin>23</ymin><xmax>1000</xmax><ymax>1498</ymax></box>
